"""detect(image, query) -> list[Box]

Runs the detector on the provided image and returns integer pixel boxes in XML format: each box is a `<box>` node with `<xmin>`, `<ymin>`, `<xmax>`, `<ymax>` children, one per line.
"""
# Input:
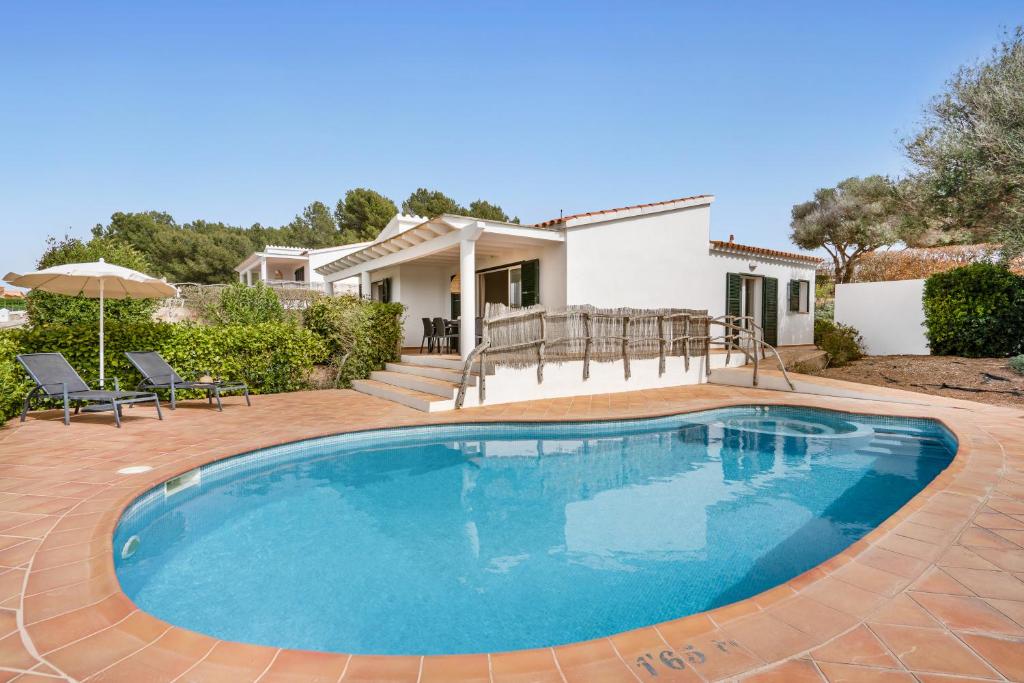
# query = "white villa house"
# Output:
<box><xmin>234</xmin><ymin>241</ymin><xmax>375</xmax><ymax>294</ymax></box>
<box><xmin>304</xmin><ymin>194</ymin><xmax>820</xmax><ymax>410</ymax></box>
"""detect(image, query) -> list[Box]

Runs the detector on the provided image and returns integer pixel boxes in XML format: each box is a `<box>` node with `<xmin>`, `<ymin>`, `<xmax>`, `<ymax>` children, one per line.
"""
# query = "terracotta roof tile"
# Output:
<box><xmin>709</xmin><ymin>240</ymin><xmax>822</xmax><ymax>264</ymax></box>
<box><xmin>534</xmin><ymin>194</ymin><xmax>713</xmax><ymax>228</ymax></box>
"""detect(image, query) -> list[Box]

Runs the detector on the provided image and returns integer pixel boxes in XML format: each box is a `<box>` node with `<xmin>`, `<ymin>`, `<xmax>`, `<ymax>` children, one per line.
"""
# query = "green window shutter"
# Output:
<box><xmin>521</xmin><ymin>259</ymin><xmax>540</xmax><ymax>307</ymax></box>
<box><xmin>725</xmin><ymin>273</ymin><xmax>742</xmax><ymax>318</ymax></box>
<box><xmin>788</xmin><ymin>280</ymin><xmax>801</xmax><ymax>312</ymax></box>
<box><xmin>382</xmin><ymin>278</ymin><xmax>392</xmax><ymax>303</ymax></box>
<box><xmin>762</xmin><ymin>277</ymin><xmax>779</xmax><ymax>346</ymax></box>
<box><xmin>450</xmin><ymin>293</ymin><xmax>460</xmax><ymax>318</ymax></box>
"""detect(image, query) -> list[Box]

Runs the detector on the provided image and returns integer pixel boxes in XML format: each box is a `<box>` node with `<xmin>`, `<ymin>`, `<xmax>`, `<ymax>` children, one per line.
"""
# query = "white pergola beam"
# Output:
<box><xmin>329</xmin><ymin>227</ymin><xmax>469</xmax><ymax>281</ymax></box>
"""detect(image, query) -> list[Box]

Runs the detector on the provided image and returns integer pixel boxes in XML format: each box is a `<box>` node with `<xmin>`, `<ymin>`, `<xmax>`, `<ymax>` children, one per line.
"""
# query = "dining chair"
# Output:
<box><xmin>420</xmin><ymin>318</ymin><xmax>434</xmax><ymax>353</ymax></box>
<box><xmin>432</xmin><ymin>318</ymin><xmax>455</xmax><ymax>354</ymax></box>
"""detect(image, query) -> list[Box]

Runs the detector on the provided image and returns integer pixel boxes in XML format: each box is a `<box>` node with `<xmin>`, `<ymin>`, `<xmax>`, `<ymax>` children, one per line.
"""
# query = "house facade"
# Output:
<box><xmin>234</xmin><ymin>242</ymin><xmax>373</xmax><ymax>294</ymax></box>
<box><xmin>316</xmin><ymin>195</ymin><xmax>819</xmax><ymax>354</ymax></box>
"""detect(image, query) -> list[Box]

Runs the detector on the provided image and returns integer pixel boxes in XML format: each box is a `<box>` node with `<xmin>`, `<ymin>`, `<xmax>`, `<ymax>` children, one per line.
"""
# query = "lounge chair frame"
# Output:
<box><xmin>125</xmin><ymin>351</ymin><xmax>250</xmax><ymax>411</ymax></box>
<box><xmin>17</xmin><ymin>353</ymin><xmax>163</xmax><ymax>428</ymax></box>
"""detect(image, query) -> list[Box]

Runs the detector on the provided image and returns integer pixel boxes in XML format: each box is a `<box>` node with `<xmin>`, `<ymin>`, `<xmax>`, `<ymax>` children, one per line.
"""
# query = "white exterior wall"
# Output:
<box><xmin>705</xmin><ymin>252</ymin><xmax>816</xmax><ymax>346</ymax></box>
<box><xmin>448</xmin><ymin>242</ymin><xmax>568</xmax><ymax>311</ymax></box>
<box><xmin>563</xmin><ymin>205</ymin><xmax>816</xmax><ymax>346</ymax></box>
<box><xmin>459</xmin><ymin>353</ymin><xmax>747</xmax><ymax>408</ymax></box>
<box><xmin>390</xmin><ymin>264</ymin><xmax>450</xmax><ymax>348</ymax></box>
<box><xmin>564</xmin><ymin>205</ymin><xmax>714</xmax><ymax>308</ymax></box>
<box><xmin>835</xmin><ymin>279</ymin><xmax>928</xmax><ymax>355</ymax></box>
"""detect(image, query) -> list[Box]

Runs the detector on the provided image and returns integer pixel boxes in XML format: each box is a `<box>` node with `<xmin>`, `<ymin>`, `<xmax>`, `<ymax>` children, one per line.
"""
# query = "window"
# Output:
<box><xmin>789</xmin><ymin>279</ymin><xmax>810</xmax><ymax>313</ymax></box>
<box><xmin>294</xmin><ymin>266</ymin><xmax>305</xmax><ymax>282</ymax></box>
<box><xmin>509</xmin><ymin>266</ymin><xmax>523</xmax><ymax>307</ymax></box>
<box><xmin>370</xmin><ymin>278</ymin><xmax>391</xmax><ymax>303</ymax></box>
<box><xmin>474</xmin><ymin>261</ymin><xmax>535</xmax><ymax>315</ymax></box>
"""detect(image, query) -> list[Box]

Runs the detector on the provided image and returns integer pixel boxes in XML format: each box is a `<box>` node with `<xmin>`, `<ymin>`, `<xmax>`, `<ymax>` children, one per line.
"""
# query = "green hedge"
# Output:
<box><xmin>0</xmin><ymin>334</ymin><xmax>31</xmax><ymax>425</ymax></box>
<box><xmin>303</xmin><ymin>296</ymin><xmax>405</xmax><ymax>387</ymax></box>
<box><xmin>923</xmin><ymin>263</ymin><xmax>1024</xmax><ymax>357</ymax></box>
<box><xmin>1</xmin><ymin>321</ymin><xmax>328</xmax><ymax>425</ymax></box>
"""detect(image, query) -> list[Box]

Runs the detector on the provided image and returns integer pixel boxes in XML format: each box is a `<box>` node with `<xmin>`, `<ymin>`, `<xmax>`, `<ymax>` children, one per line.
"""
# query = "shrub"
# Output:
<box><xmin>815</xmin><ymin>300</ymin><xmax>834</xmax><ymax>323</ymax></box>
<box><xmin>814</xmin><ymin>319</ymin><xmax>864</xmax><ymax>367</ymax></box>
<box><xmin>814</xmin><ymin>317</ymin><xmax>834</xmax><ymax>346</ymax></box>
<box><xmin>0</xmin><ymin>333</ymin><xmax>31</xmax><ymax>425</ymax></box>
<box><xmin>200</xmin><ymin>281</ymin><xmax>284</xmax><ymax>325</ymax></box>
<box><xmin>303</xmin><ymin>296</ymin><xmax>405</xmax><ymax>387</ymax></box>
<box><xmin>1010</xmin><ymin>355</ymin><xmax>1024</xmax><ymax>375</ymax></box>
<box><xmin>923</xmin><ymin>263</ymin><xmax>1024</xmax><ymax>357</ymax></box>
<box><xmin>26</xmin><ymin>236</ymin><xmax>159</xmax><ymax>326</ymax></box>
<box><xmin>165</xmin><ymin>323</ymin><xmax>326</xmax><ymax>394</ymax></box>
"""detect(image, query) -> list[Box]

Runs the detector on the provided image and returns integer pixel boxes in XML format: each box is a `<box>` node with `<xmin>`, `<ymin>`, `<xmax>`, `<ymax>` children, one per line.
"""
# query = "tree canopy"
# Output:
<box><xmin>276</xmin><ymin>201</ymin><xmax>340</xmax><ymax>249</ymax></box>
<box><xmin>335</xmin><ymin>188</ymin><xmax>397</xmax><ymax>243</ymax></box>
<box><xmin>26</xmin><ymin>236</ymin><xmax>159</xmax><ymax>325</ymax></box>
<box><xmin>401</xmin><ymin>188</ymin><xmax>462</xmax><ymax>217</ymax></box>
<box><xmin>401</xmin><ymin>188</ymin><xmax>519</xmax><ymax>223</ymax></box>
<box><xmin>63</xmin><ymin>187</ymin><xmax>520</xmax><ymax>284</ymax></box>
<box><xmin>94</xmin><ymin>212</ymin><xmax>259</xmax><ymax>284</ymax></box>
<box><xmin>467</xmin><ymin>199</ymin><xmax>519</xmax><ymax>223</ymax></box>
<box><xmin>903</xmin><ymin>27</ymin><xmax>1024</xmax><ymax>258</ymax></box>
<box><xmin>790</xmin><ymin>176</ymin><xmax>904</xmax><ymax>283</ymax></box>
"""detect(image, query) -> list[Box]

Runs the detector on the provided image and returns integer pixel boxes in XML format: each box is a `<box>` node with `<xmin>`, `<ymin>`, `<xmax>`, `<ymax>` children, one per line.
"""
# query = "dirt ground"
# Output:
<box><xmin>809</xmin><ymin>355</ymin><xmax>1024</xmax><ymax>408</ymax></box>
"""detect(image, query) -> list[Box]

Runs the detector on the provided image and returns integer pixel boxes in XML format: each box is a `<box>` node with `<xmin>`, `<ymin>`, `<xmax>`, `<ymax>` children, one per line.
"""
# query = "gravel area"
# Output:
<box><xmin>810</xmin><ymin>355</ymin><xmax>1024</xmax><ymax>408</ymax></box>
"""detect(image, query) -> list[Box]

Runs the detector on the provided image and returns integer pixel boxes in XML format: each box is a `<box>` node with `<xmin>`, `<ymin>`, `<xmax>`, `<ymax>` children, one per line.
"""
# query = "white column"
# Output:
<box><xmin>245</xmin><ymin>269</ymin><xmax>252</xmax><ymax>285</ymax></box>
<box><xmin>360</xmin><ymin>271</ymin><xmax>371</xmax><ymax>299</ymax></box>
<box><xmin>238</xmin><ymin>271</ymin><xmax>244</xmax><ymax>283</ymax></box>
<box><xmin>325</xmin><ymin>280</ymin><xmax>335</xmax><ymax>296</ymax></box>
<box><xmin>259</xmin><ymin>257</ymin><xmax>268</xmax><ymax>283</ymax></box>
<box><xmin>459</xmin><ymin>236</ymin><xmax>478</xmax><ymax>359</ymax></box>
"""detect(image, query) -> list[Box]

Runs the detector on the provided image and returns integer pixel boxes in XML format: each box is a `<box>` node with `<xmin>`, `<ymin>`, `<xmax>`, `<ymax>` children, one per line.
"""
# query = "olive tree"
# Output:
<box><xmin>790</xmin><ymin>175</ymin><xmax>902</xmax><ymax>283</ymax></box>
<box><xmin>903</xmin><ymin>27</ymin><xmax>1024</xmax><ymax>259</ymax></box>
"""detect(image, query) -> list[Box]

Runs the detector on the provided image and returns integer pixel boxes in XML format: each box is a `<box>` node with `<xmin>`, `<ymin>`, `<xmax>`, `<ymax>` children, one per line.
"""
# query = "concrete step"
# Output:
<box><xmin>778</xmin><ymin>349</ymin><xmax>829</xmax><ymax>373</ymax></box>
<box><xmin>400</xmin><ymin>354</ymin><xmax>493</xmax><ymax>374</ymax></box>
<box><xmin>385</xmin><ymin>362</ymin><xmax>477</xmax><ymax>385</ymax></box>
<box><xmin>351</xmin><ymin>379</ymin><xmax>454</xmax><ymax>412</ymax></box>
<box><xmin>369</xmin><ymin>370</ymin><xmax>458</xmax><ymax>398</ymax></box>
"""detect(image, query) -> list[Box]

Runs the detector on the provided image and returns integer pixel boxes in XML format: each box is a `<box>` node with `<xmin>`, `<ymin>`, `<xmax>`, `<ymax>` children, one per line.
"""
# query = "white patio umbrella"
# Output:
<box><xmin>4</xmin><ymin>259</ymin><xmax>177</xmax><ymax>386</ymax></box>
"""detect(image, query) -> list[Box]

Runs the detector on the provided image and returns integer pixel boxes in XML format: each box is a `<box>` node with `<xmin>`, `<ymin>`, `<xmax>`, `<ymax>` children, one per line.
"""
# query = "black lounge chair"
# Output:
<box><xmin>17</xmin><ymin>352</ymin><xmax>163</xmax><ymax>428</ymax></box>
<box><xmin>125</xmin><ymin>351</ymin><xmax>250</xmax><ymax>411</ymax></box>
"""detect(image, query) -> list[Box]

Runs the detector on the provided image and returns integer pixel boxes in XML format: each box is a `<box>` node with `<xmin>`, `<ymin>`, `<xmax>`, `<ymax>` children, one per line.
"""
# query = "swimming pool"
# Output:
<box><xmin>114</xmin><ymin>406</ymin><xmax>956</xmax><ymax>655</ymax></box>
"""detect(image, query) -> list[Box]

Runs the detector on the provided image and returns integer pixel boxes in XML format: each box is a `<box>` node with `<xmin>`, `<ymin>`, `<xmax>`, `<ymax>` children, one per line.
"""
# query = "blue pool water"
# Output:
<box><xmin>114</xmin><ymin>406</ymin><xmax>956</xmax><ymax>655</ymax></box>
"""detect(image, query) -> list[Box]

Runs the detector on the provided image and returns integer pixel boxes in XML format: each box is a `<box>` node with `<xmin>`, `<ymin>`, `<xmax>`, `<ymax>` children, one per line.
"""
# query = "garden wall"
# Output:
<box><xmin>834</xmin><ymin>279</ymin><xmax>928</xmax><ymax>355</ymax></box>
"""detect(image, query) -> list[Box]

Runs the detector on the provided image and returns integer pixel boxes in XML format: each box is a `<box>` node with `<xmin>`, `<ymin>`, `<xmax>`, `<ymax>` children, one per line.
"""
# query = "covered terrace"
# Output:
<box><xmin>317</xmin><ymin>215</ymin><xmax>565</xmax><ymax>356</ymax></box>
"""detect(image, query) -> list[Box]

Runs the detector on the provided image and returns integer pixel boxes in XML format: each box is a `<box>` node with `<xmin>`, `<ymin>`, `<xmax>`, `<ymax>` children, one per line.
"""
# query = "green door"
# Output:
<box><xmin>762</xmin><ymin>277</ymin><xmax>778</xmax><ymax>346</ymax></box>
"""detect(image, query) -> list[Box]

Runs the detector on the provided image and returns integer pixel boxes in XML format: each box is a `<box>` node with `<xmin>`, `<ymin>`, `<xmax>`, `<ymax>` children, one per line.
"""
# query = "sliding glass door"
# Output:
<box><xmin>478</xmin><ymin>264</ymin><xmax>523</xmax><ymax>315</ymax></box>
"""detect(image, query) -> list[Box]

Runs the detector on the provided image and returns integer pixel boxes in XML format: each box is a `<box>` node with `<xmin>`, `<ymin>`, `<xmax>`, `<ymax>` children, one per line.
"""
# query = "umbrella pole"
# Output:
<box><xmin>99</xmin><ymin>279</ymin><xmax>105</xmax><ymax>388</ymax></box>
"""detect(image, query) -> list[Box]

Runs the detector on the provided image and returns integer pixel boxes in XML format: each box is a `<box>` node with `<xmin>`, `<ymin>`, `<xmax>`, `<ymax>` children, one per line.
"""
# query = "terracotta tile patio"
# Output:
<box><xmin>0</xmin><ymin>379</ymin><xmax>1023</xmax><ymax>682</ymax></box>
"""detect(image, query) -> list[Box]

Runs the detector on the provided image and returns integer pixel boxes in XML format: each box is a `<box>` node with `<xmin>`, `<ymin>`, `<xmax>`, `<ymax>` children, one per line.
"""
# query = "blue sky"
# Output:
<box><xmin>1</xmin><ymin>1</ymin><xmax>1020</xmax><ymax>275</ymax></box>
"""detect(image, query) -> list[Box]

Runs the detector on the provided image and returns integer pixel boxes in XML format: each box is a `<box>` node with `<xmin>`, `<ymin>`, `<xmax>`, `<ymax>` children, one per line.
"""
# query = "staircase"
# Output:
<box><xmin>352</xmin><ymin>354</ymin><xmax>489</xmax><ymax>412</ymax></box>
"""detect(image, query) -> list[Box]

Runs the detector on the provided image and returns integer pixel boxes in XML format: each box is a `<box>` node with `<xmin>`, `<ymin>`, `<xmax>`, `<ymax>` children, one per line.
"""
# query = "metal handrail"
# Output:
<box><xmin>708</xmin><ymin>316</ymin><xmax>796</xmax><ymax>391</ymax></box>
